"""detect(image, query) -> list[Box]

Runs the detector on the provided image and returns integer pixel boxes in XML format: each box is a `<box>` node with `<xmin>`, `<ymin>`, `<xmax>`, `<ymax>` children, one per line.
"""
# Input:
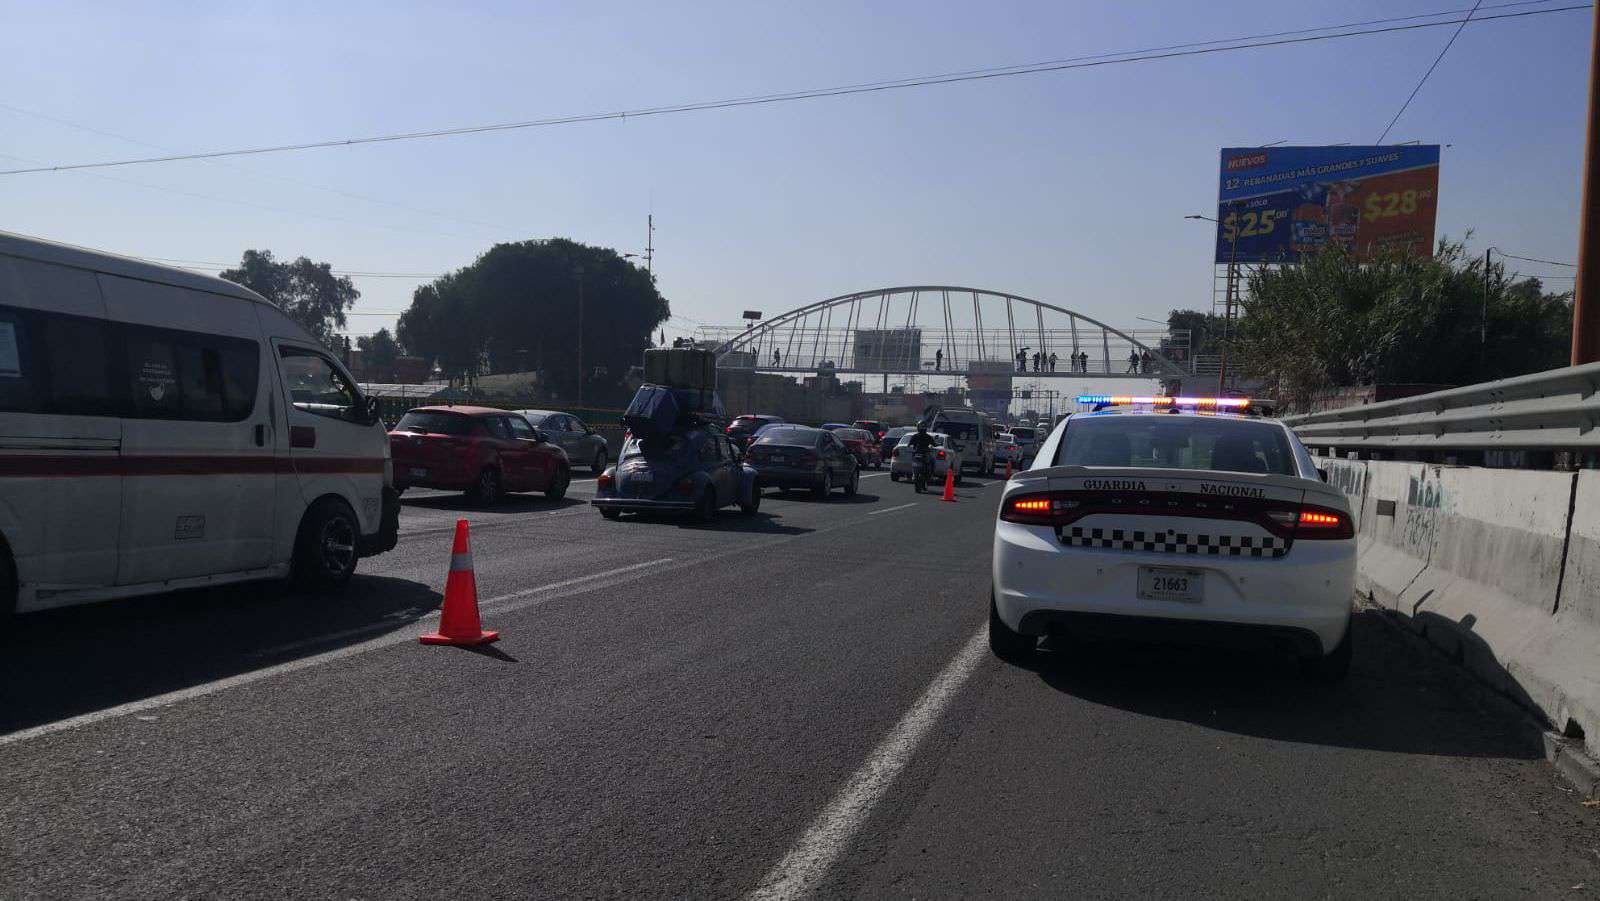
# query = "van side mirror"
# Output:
<box><xmin>361</xmin><ymin>396</ymin><xmax>383</xmax><ymax>427</ymax></box>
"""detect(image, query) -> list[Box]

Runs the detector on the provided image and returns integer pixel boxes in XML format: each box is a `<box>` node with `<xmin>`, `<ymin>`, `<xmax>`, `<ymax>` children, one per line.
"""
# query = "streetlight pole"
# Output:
<box><xmin>1184</xmin><ymin>208</ymin><xmax>1240</xmax><ymax>394</ymax></box>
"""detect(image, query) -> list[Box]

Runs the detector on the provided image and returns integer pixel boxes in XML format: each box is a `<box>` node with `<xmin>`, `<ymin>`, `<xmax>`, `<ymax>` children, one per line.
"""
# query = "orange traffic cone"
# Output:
<box><xmin>941</xmin><ymin>466</ymin><xmax>957</xmax><ymax>502</ymax></box>
<box><xmin>420</xmin><ymin>519</ymin><xmax>500</xmax><ymax>646</ymax></box>
<box><xmin>1004</xmin><ymin>458</ymin><xmax>1013</xmax><ymax>480</ymax></box>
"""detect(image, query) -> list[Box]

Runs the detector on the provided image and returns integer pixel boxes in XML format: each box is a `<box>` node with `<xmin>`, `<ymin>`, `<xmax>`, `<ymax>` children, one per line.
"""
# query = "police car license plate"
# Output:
<box><xmin>1138</xmin><ymin>566</ymin><xmax>1203</xmax><ymax>603</ymax></box>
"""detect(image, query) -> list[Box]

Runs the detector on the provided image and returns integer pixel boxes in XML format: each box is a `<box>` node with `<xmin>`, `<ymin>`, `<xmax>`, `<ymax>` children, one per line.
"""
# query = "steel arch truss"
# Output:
<box><xmin>705</xmin><ymin>286</ymin><xmax>1186</xmax><ymax>379</ymax></box>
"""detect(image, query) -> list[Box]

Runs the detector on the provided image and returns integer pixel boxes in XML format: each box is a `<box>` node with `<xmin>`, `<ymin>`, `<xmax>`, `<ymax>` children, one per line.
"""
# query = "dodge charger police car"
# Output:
<box><xmin>990</xmin><ymin>397</ymin><xmax>1356</xmax><ymax>680</ymax></box>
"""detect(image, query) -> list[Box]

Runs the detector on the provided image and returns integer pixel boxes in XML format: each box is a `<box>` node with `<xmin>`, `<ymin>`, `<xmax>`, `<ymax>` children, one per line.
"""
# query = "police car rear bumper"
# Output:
<box><xmin>991</xmin><ymin>519</ymin><xmax>1354</xmax><ymax>656</ymax></box>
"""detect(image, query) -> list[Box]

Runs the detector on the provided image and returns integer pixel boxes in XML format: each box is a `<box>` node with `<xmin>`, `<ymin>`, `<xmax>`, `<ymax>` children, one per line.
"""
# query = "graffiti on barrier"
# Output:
<box><xmin>1405</xmin><ymin>467</ymin><xmax>1444</xmax><ymax>551</ymax></box>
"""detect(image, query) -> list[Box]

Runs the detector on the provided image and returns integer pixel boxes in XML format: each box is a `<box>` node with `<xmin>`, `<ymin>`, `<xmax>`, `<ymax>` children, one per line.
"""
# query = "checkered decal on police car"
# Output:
<box><xmin>1057</xmin><ymin>526</ymin><xmax>1289</xmax><ymax>558</ymax></box>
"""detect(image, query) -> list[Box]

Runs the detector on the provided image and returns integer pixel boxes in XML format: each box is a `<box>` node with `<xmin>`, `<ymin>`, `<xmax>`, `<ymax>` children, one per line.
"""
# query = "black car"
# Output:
<box><xmin>745</xmin><ymin>425</ymin><xmax>860</xmax><ymax>499</ymax></box>
<box><xmin>726</xmin><ymin>414</ymin><xmax>785</xmax><ymax>449</ymax></box>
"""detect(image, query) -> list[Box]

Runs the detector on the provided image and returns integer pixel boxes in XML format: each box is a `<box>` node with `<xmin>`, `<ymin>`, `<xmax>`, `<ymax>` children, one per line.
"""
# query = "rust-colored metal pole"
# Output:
<box><xmin>1571</xmin><ymin>2</ymin><xmax>1600</xmax><ymax>364</ymax></box>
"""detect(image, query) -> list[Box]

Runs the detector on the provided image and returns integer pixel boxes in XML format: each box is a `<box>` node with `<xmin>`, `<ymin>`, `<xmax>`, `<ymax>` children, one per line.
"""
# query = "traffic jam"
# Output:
<box><xmin>0</xmin><ymin>230</ymin><xmax>1356</xmax><ymax>682</ymax></box>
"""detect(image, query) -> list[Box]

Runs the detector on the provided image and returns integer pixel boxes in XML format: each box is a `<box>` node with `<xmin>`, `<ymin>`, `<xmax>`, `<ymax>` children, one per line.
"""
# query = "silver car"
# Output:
<box><xmin>888</xmin><ymin>432</ymin><xmax>963</xmax><ymax>484</ymax></box>
<box><xmin>514</xmin><ymin>409</ymin><xmax>611</xmax><ymax>474</ymax></box>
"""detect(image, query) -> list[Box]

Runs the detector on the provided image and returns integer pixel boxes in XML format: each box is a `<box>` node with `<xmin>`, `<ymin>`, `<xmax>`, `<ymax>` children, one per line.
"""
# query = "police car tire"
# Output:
<box><xmin>989</xmin><ymin>592</ymin><xmax>1034</xmax><ymax>663</ymax></box>
<box><xmin>1301</xmin><ymin>618</ymin><xmax>1353</xmax><ymax>682</ymax></box>
<box><xmin>292</xmin><ymin>499</ymin><xmax>359</xmax><ymax>591</ymax></box>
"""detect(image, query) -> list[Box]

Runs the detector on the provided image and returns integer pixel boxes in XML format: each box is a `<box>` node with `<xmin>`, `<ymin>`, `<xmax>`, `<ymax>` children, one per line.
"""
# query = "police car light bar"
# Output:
<box><xmin>1076</xmin><ymin>395</ymin><xmax>1251</xmax><ymax>409</ymax></box>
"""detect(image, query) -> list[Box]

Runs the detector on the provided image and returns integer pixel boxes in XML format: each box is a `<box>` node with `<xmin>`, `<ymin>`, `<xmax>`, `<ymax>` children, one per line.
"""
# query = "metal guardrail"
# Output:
<box><xmin>1282</xmin><ymin>363</ymin><xmax>1600</xmax><ymax>450</ymax></box>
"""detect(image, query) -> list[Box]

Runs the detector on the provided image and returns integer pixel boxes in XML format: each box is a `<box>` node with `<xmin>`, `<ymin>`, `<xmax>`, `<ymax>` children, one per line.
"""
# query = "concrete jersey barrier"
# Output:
<box><xmin>1318</xmin><ymin>456</ymin><xmax>1600</xmax><ymax>753</ymax></box>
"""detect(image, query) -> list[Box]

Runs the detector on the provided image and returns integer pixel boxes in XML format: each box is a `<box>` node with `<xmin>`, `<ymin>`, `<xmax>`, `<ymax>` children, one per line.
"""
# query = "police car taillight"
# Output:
<box><xmin>1294</xmin><ymin>506</ymin><xmax>1353</xmax><ymax>538</ymax></box>
<box><xmin>1000</xmin><ymin>493</ymin><xmax>1079</xmax><ymax>525</ymax></box>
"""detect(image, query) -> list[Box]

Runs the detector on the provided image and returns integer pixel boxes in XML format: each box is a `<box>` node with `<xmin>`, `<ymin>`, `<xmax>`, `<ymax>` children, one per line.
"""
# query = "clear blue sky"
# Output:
<box><xmin>0</xmin><ymin>0</ymin><xmax>1590</xmax><ymax>343</ymax></box>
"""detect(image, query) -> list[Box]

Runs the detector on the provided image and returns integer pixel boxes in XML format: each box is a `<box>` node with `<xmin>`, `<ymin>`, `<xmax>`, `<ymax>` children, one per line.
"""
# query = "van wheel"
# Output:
<box><xmin>546</xmin><ymin>466</ymin><xmax>571</xmax><ymax>501</ymax></box>
<box><xmin>293</xmin><ymin>499</ymin><xmax>359</xmax><ymax>591</ymax></box>
<box><xmin>844</xmin><ymin>468</ymin><xmax>859</xmax><ymax>497</ymax></box>
<box><xmin>813</xmin><ymin>471</ymin><xmax>832</xmax><ymax>500</ymax></box>
<box><xmin>0</xmin><ymin>541</ymin><xmax>16</xmax><ymax>640</ymax></box>
<box><xmin>468</xmin><ymin>467</ymin><xmax>502</xmax><ymax>505</ymax></box>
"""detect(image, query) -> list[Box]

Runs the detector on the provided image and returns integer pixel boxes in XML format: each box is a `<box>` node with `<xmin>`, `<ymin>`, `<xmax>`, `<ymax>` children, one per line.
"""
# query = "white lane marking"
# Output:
<box><xmin>859</xmin><ymin>472</ymin><xmax>890</xmax><ymax>479</ymax></box>
<box><xmin>746</xmin><ymin>627</ymin><xmax>989</xmax><ymax>901</ymax></box>
<box><xmin>866</xmin><ymin>502</ymin><xmax>917</xmax><ymax>516</ymax></box>
<box><xmin>5</xmin><ymin>490</ymin><xmax>949</xmax><ymax>746</ymax></box>
<box><xmin>0</xmin><ymin>558</ymin><xmax>672</xmax><ymax>748</ymax></box>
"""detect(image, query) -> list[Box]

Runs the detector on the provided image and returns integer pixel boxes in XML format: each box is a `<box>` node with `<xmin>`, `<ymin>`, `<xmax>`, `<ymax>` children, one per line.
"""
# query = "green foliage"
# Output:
<box><xmin>1223</xmin><ymin>238</ymin><xmax>1571</xmax><ymax>409</ymax></box>
<box><xmin>396</xmin><ymin>238</ymin><xmax>669</xmax><ymax>401</ymax></box>
<box><xmin>356</xmin><ymin>327</ymin><xmax>400</xmax><ymax>368</ymax></box>
<box><xmin>1166</xmin><ymin>309</ymin><xmax>1227</xmax><ymax>358</ymax></box>
<box><xmin>219</xmin><ymin>250</ymin><xmax>359</xmax><ymax>346</ymax></box>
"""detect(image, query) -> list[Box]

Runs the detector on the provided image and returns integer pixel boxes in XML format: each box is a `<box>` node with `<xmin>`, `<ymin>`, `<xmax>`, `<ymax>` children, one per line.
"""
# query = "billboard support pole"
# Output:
<box><xmin>1217</xmin><ymin>199</ymin><xmax>1241</xmax><ymax>394</ymax></box>
<box><xmin>1573</xmin><ymin>1</ymin><xmax>1600</xmax><ymax>365</ymax></box>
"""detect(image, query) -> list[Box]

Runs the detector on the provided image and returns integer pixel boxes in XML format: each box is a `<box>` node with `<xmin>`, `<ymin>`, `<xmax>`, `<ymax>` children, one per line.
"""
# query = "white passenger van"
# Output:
<box><xmin>927</xmin><ymin>406</ymin><xmax>996</xmax><ymax>475</ymax></box>
<box><xmin>0</xmin><ymin>231</ymin><xmax>398</xmax><ymax>621</ymax></box>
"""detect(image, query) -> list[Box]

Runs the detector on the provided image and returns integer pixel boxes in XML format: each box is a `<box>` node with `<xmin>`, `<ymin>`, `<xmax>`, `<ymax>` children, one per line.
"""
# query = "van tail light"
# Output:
<box><xmin>935</xmin><ymin>450</ymin><xmax>946</xmax><ymax>459</ymax></box>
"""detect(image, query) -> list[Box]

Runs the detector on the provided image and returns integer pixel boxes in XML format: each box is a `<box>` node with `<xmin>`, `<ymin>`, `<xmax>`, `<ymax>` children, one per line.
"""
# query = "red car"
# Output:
<box><xmin>389</xmin><ymin>406</ymin><xmax>571</xmax><ymax>504</ymax></box>
<box><xmin>852</xmin><ymin>420</ymin><xmax>887</xmax><ymax>442</ymax></box>
<box><xmin>836</xmin><ymin>427</ymin><xmax>883</xmax><ymax>470</ymax></box>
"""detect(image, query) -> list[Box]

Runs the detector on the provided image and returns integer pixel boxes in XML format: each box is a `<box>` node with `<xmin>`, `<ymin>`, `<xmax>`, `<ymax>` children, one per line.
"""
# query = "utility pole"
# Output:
<box><xmin>575</xmin><ymin>265</ymin><xmax>586</xmax><ymax>408</ymax></box>
<box><xmin>1483</xmin><ymin>247</ymin><xmax>1494</xmax><ymax>360</ymax></box>
<box><xmin>645</xmin><ymin>214</ymin><xmax>654</xmax><ymax>278</ymax></box>
<box><xmin>1573</xmin><ymin>2</ymin><xmax>1600</xmax><ymax>364</ymax></box>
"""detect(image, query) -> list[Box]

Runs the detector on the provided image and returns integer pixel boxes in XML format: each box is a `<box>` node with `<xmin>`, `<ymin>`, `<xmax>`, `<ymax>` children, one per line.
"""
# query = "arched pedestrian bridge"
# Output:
<box><xmin>700</xmin><ymin>286</ymin><xmax>1195</xmax><ymax>380</ymax></box>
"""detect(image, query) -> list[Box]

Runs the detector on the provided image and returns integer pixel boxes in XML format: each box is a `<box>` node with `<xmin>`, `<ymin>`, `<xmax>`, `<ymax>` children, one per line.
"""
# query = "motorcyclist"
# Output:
<box><xmin>906</xmin><ymin>424</ymin><xmax>938</xmax><ymax>487</ymax></box>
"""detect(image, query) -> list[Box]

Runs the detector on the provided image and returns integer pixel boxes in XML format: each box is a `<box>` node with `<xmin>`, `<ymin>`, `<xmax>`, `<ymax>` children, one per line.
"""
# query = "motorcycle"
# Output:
<box><xmin>912</xmin><ymin>450</ymin><xmax>931</xmax><ymax>493</ymax></box>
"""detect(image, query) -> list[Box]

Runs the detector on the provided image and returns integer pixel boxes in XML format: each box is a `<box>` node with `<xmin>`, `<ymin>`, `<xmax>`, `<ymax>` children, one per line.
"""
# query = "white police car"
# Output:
<box><xmin>990</xmin><ymin>397</ymin><xmax>1356</xmax><ymax>680</ymax></box>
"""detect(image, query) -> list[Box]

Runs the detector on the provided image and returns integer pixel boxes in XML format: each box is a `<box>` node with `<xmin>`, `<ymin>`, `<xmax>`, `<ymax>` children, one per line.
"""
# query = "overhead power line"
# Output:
<box><xmin>1496</xmin><ymin>250</ymin><xmax>1579</xmax><ymax>267</ymax></box>
<box><xmin>0</xmin><ymin>101</ymin><xmax>516</xmax><ymax>235</ymax></box>
<box><xmin>1376</xmin><ymin>0</ymin><xmax>1484</xmax><ymax>143</ymax></box>
<box><xmin>0</xmin><ymin>2</ymin><xmax>1586</xmax><ymax>178</ymax></box>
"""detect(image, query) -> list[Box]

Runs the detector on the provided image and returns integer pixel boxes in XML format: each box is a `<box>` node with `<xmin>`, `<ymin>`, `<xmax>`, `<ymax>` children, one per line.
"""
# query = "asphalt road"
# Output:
<box><xmin>3</xmin><ymin>471</ymin><xmax>1598</xmax><ymax>899</ymax></box>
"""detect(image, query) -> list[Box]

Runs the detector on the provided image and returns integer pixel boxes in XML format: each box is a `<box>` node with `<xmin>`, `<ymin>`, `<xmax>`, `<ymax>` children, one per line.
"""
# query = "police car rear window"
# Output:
<box><xmin>1055</xmin><ymin>416</ymin><xmax>1295</xmax><ymax>476</ymax></box>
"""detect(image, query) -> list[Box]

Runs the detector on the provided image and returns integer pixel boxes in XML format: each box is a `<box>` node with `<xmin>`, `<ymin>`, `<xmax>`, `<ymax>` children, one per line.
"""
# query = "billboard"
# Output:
<box><xmin>852</xmin><ymin>328</ymin><xmax>922</xmax><ymax>370</ymax></box>
<box><xmin>1215</xmin><ymin>145</ymin><xmax>1439</xmax><ymax>263</ymax></box>
<box><xmin>966</xmin><ymin>360</ymin><xmax>1013</xmax><ymax>415</ymax></box>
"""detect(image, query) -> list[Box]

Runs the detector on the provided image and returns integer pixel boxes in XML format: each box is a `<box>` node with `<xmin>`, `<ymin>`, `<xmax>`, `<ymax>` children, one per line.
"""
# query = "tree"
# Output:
<box><xmin>356</xmin><ymin>327</ymin><xmax>400</xmax><ymax>368</ymax></box>
<box><xmin>356</xmin><ymin>327</ymin><xmax>401</xmax><ymax>380</ymax></box>
<box><xmin>220</xmin><ymin>250</ymin><xmax>359</xmax><ymax>346</ymax></box>
<box><xmin>1225</xmin><ymin>238</ymin><xmax>1571</xmax><ymax>410</ymax></box>
<box><xmin>397</xmin><ymin>238</ymin><xmax>670</xmax><ymax>400</ymax></box>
